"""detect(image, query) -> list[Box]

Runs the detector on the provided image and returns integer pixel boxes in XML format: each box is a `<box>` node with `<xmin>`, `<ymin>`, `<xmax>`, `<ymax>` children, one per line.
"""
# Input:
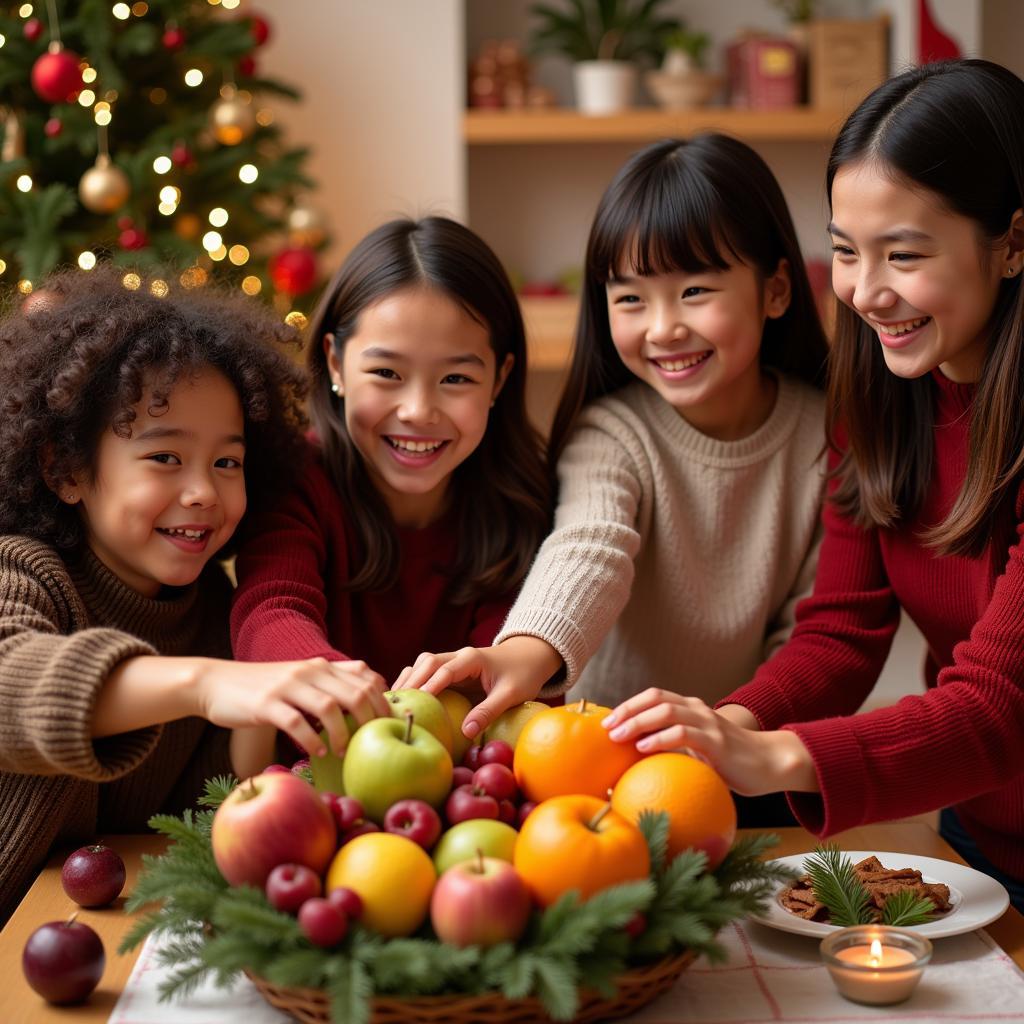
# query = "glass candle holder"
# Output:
<box><xmin>820</xmin><ymin>925</ymin><xmax>932</xmax><ymax>1006</ymax></box>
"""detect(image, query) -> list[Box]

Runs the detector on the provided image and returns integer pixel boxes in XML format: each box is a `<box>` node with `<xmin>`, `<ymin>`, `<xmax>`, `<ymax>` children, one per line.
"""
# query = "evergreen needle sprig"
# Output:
<box><xmin>804</xmin><ymin>845</ymin><xmax>936</xmax><ymax>928</ymax></box>
<box><xmin>119</xmin><ymin>780</ymin><xmax>787</xmax><ymax>1024</ymax></box>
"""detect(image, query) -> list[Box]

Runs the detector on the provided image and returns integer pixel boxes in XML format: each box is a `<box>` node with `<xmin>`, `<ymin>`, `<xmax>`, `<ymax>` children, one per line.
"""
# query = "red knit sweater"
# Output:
<box><xmin>230</xmin><ymin>448</ymin><xmax>512</xmax><ymax>686</ymax></box>
<box><xmin>724</xmin><ymin>369</ymin><xmax>1024</xmax><ymax>882</ymax></box>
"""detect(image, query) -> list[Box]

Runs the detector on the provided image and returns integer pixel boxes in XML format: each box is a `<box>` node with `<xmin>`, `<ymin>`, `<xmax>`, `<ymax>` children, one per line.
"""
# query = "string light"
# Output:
<box><xmin>16</xmin><ymin>175</ymin><xmax>32</xmax><ymax>192</ymax></box>
<box><xmin>256</xmin><ymin>109</ymin><xmax>274</xmax><ymax>127</ymax></box>
<box><xmin>0</xmin><ymin>34</ymin><xmax>6</xmax><ymax>48</ymax></box>
<box><xmin>241</xmin><ymin>275</ymin><xmax>261</xmax><ymax>295</ymax></box>
<box><xmin>78</xmin><ymin>89</ymin><xmax>96</xmax><ymax>107</ymax></box>
<box><xmin>238</xmin><ymin>164</ymin><xmax>258</xmax><ymax>184</ymax></box>
<box><xmin>122</xmin><ymin>273</ymin><xmax>141</xmax><ymax>290</ymax></box>
<box><xmin>208</xmin><ymin>207</ymin><xmax>228</xmax><ymax>227</ymax></box>
<box><xmin>131</xmin><ymin>1</ymin><xmax>148</xmax><ymax>14</ymax></box>
<box><xmin>285</xmin><ymin>311</ymin><xmax>308</xmax><ymax>329</ymax></box>
<box><xmin>0</xmin><ymin>259</ymin><xmax>7</xmax><ymax>275</ymax></box>
<box><xmin>209</xmin><ymin>244</ymin><xmax>227</xmax><ymax>261</ymax></box>
<box><xmin>112</xmin><ymin>3</ymin><xmax>130</xmax><ymax>20</ymax></box>
<box><xmin>158</xmin><ymin>204</ymin><xmax>176</xmax><ymax>216</ymax></box>
<box><xmin>150</xmin><ymin>279</ymin><xmax>169</xmax><ymax>297</ymax></box>
<box><xmin>82</xmin><ymin>67</ymin><xmax>97</xmax><ymax>83</ymax></box>
<box><xmin>222</xmin><ymin>0</ymin><xmax>240</xmax><ymax>8</ymax></box>
<box><xmin>95</xmin><ymin>108</ymin><xmax>111</xmax><ymax>126</ymax></box>
<box><xmin>159</xmin><ymin>185</ymin><xmax>180</xmax><ymax>204</ymax></box>
<box><xmin>228</xmin><ymin>244</ymin><xmax>249</xmax><ymax>265</ymax></box>
<box><xmin>184</xmin><ymin>69</ymin><xmax>204</xmax><ymax>87</ymax></box>
<box><xmin>202</xmin><ymin>231</ymin><xmax>223</xmax><ymax>251</ymax></box>
<box><xmin>153</xmin><ymin>155</ymin><xmax>172</xmax><ymax>174</ymax></box>
<box><xmin>78</xmin><ymin>252</ymin><xmax>97</xmax><ymax>270</ymax></box>
<box><xmin>149</xmin><ymin>87</ymin><xmax>167</xmax><ymax>104</ymax></box>
<box><xmin>19</xmin><ymin>4</ymin><xmax>33</xmax><ymax>18</ymax></box>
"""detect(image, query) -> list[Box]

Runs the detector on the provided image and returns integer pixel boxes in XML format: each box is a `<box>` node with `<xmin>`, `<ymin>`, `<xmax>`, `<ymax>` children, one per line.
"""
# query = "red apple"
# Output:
<box><xmin>327</xmin><ymin>886</ymin><xmax>364</xmax><ymax>920</ymax></box>
<box><xmin>430</xmin><ymin>853</ymin><xmax>531</xmax><ymax>947</ymax></box>
<box><xmin>462</xmin><ymin>743</ymin><xmax>485</xmax><ymax>770</ymax></box>
<box><xmin>498</xmin><ymin>799</ymin><xmax>517</xmax><ymax>825</ymax></box>
<box><xmin>340</xmin><ymin>819</ymin><xmax>380</xmax><ymax>845</ymax></box>
<box><xmin>211</xmin><ymin>772</ymin><xmax>336</xmax><ymax>888</ymax></box>
<box><xmin>298</xmin><ymin>897</ymin><xmax>349</xmax><ymax>947</ymax></box>
<box><xmin>451</xmin><ymin>765</ymin><xmax>475</xmax><ymax>789</ymax></box>
<box><xmin>445</xmin><ymin>784</ymin><xmax>499</xmax><ymax>825</ymax></box>
<box><xmin>262</xmin><ymin>763</ymin><xmax>291</xmax><ymax>774</ymax></box>
<box><xmin>22</xmin><ymin>915</ymin><xmax>105</xmax><ymax>1005</ymax></box>
<box><xmin>516</xmin><ymin>801</ymin><xmax>539</xmax><ymax>828</ymax></box>
<box><xmin>472</xmin><ymin>763</ymin><xmax>518</xmax><ymax>802</ymax></box>
<box><xmin>383</xmin><ymin>799</ymin><xmax>442</xmax><ymax>850</ymax></box>
<box><xmin>479</xmin><ymin>740</ymin><xmax>515</xmax><ymax>769</ymax></box>
<box><xmin>265</xmin><ymin>863</ymin><xmax>322</xmax><ymax>914</ymax></box>
<box><xmin>60</xmin><ymin>845</ymin><xmax>126</xmax><ymax>907</ymax></box>
<box><xmin>320</xmin><ymin>794</ymin><xmax>365</xmax><ymax>832</ymax></box>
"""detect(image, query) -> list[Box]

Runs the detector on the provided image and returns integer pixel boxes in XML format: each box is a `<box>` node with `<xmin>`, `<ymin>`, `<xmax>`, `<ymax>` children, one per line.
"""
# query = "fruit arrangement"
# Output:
<box><xmin>121</xmin><ymin>697</ymin><xmax>792</xmax><ymax>1023</ymax></box>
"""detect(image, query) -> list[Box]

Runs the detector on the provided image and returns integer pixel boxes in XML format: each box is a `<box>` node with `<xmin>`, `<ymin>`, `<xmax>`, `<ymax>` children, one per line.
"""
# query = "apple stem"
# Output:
<box><xmin>403</xmin><ymin>711</ymin><xmax>415</xmax><ymax>744</ymax></box>
<box><xmin>587</xmin><ymin>800</ymin><xmax>613</xmax><ymax>831</ymax></box>
<box><xmin>476</xmin><ymin>848</ymin><xmax>485</xmax><ymax>874</ymax></box>
<box><xmin>241</xmin><ymin>777</ymin><xmax>259</xmax><ymax>801</ymax></box>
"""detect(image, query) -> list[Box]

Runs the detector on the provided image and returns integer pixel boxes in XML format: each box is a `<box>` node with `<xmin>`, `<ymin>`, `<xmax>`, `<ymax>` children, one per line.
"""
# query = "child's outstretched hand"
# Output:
<box><xmin>392</xmin><ymin>636</ymin><xmax>563</xmax><ymax>741</ymax></box>
<box><xmin>602</xmin><ymin>688</ymin><xmax>818</xmax><ymax>796</ymax></box>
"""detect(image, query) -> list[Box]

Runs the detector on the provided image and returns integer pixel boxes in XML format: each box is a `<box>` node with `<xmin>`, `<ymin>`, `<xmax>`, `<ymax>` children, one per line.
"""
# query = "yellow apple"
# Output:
<box><xmin>482</xmin><ymin>701</ymin><xmax>549</xmax><ymax>750</ymax></box>
<box><xmin>437</xmin><ymin>690</ymin><xmax>473</xmax><ymax>763</ymax></box>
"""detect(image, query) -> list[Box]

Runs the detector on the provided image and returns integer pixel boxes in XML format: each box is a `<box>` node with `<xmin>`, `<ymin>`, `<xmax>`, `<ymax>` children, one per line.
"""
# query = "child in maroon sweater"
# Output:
<box><xmin>601</xmin><ymin>59</ymin><xmax>1024</xmax><ymax>910</ymax></box>
<box><xmin>230</xmin><ymin>217</ymin><xmax>550</xmax><ymax>756</ymax></box>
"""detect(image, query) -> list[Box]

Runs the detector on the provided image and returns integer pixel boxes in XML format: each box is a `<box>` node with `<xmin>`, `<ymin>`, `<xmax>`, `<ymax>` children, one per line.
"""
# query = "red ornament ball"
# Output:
<box><xmin>237</xmin><ymin>54</ymin><xmax>257</xmax><ymax>77</ymax></box>
<box><xmin>170</xmin><ymin>143</ymin><xmax>192</xmax><ymax>168</ymax></box>
<box><xmin>117</xmin><ymin>215</ymin><xmax>135</xmax><ymax>231</ymax></box>
<box><xmin>269</xmin><ymin>247</ymin><xmax>317</xmax><ymax>296</ymax></box>
<box><xmin>23</xmin><ymin>17</ymin><xmax>44</xmax><ymax>42</ymax></box>
<box><xmin>249</xmin><ymin>13</ymin><xmax>272</xmax><ymax>46</ymax></box>
<box><xmin>162</xmin><ymin>26</ymin><xmax>186</xmax><ymax>51</ymax></box>
<box><xmin>44</xmin><ymin>117</ymin><xmax>63</xmax><ymax>138</ymax></box>
<box><xmin>119</xmin><ymin>226</ymin><xmax>149</xmax><ymax>251</ymax></box>
<box><xmin>31</xmin><ymin>48</ymin><xmax>84</xmax><ymax>104</ymax></box>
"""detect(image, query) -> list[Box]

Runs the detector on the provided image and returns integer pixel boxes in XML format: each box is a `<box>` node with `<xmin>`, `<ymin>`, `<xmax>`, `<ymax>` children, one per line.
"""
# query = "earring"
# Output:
<box><xmin>64</xmin><ymin>492</ymin><xmax>77</xmax><ymax>503</ymax></box>
<box><xmin>1007</xmin><ymin>266</ymin><xmax>1018</xmax><ymax>278</ymax></box>
<box><xmin>331</xmin><ymin>383</ymin><xmax>341</xmax><ymax>395</ymax></box>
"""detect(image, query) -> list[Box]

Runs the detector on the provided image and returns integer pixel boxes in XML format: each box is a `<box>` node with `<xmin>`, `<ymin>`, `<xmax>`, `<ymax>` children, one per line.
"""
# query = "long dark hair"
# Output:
<box><xmin>826</xmin><ymin>59</ymin><xmax>1024</xmax><ymax>556</ymax></box>
<box><xmin>307</xmin><ymin>216</ymin><xmax>551</xmax><ymax>601</ymax></box>
<box><xmin>549</xmin><ymin>134</ymin><xmax>829</xmax><ymax>463</ymax></box>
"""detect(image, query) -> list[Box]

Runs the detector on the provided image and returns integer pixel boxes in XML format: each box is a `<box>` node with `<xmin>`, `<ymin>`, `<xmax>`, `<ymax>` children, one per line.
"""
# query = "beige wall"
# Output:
<box><xmin>258</xmin><ymin>0</ymin><xmax>465</xmax><ymax>268</ymax></box>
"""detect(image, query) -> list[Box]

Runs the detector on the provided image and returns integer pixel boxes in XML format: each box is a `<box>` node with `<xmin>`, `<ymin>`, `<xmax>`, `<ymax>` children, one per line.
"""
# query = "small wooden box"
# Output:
<box><xmin>807</xmin><ymin>17</ymin><xmax>888</xmax><ymax>111</ymax></box>
<box><xmin>727</xmin><ymin>35</ymin><xmax>800</xmax><ymax>109</ymax></box>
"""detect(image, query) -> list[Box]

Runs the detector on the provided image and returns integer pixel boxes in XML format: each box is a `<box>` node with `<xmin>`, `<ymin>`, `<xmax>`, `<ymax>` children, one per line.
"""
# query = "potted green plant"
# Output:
<box><xmin>646</xmin><ymin>26</ymin><xmax>721</xmax><ymax>109</ymax></box>
<box><xmin>530</xmin><ymin>0</ymin><xmax>682</xmax><ymax>114</ymax></box>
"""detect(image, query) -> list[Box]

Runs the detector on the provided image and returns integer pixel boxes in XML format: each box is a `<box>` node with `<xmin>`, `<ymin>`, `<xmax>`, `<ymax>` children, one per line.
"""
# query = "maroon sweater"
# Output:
<box><xmin>725</xmin><ymin>369</ymin><xmax>1024</xmax><ymax>881</ymax></box>
<box><xmin>230</xmin><ymin>449</ymin><xmax>512</xmax><ymax>685</ymax></box>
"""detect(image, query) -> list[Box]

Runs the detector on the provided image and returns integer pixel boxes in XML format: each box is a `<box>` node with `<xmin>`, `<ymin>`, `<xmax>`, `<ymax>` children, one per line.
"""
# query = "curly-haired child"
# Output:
<box><xmin>0</xmin><ymin>266</ymin><xmax>389</xmax><ymax>923</ymax></box>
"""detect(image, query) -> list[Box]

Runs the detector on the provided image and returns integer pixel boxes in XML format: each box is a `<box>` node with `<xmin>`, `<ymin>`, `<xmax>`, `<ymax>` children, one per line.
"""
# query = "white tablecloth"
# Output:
<box><xmin>108</xmin><ymin>918</ymin><xmax>1024</xmax><ymax>1024</ymax></box>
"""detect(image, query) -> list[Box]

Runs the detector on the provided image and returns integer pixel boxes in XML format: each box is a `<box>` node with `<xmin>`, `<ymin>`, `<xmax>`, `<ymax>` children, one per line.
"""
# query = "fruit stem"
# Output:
<box><xmin>403</xmin><ymin>711</ymin><xmax>415</xmax><ymax>744</ymax></box>
<box><xmin>579</xmin><ymin>698</ymin><xmax>589</xmax><ymax>714</ymax></box>
<box><xmin>240</xmin><ymin>777</ymin><xmax>260</xmax><ymax>801</ymax></box>
<box><xmin>587</xmin><ymin>800</ymin><xmax>613</xmax><ymax>831</ymax></box>
<box><xmin>66</xmin><ymin>911</ymin><xmax>79</xmax><ymax>927</ymax></box>
<box><xmin>476</xmin><ymin>848</ymin><xmax>485</xmax><ymax>874</ymax></box>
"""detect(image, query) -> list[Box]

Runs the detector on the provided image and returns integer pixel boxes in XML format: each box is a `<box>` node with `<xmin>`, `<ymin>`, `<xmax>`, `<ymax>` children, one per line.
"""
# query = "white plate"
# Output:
<box><xmin>750</xmin><ymin>850</ymin><xmax>1009</xmax><ymax>939</ymax></box>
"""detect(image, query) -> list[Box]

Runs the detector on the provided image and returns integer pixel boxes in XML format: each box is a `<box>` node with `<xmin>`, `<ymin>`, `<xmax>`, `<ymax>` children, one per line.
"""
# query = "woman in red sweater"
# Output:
<box><xmin>602</xmin><ymin>59</ymin><xmax>1024</xmax><ymax>910</ymax></box>
<box><xmin>230</xmin><ymin>217</ymin><xmax>551</xmax><ymax>760</ymax></box>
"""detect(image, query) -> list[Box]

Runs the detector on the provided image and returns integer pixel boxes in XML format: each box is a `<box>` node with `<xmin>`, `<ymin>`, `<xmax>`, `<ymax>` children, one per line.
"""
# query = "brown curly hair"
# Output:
<box><xmin>0</xmin><ymin>264</ymin><xmax>309</xmax><ymax>552</ymax></box>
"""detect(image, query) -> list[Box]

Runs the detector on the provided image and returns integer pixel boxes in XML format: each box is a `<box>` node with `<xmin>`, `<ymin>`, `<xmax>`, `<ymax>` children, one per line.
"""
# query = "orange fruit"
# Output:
<box><xmin>326</xmin><ymin>832</ymin><xmax>435</xmax><ymax>937</ymax></box>
<box><xmin>513</xmin><ymin>700</ymin><xmax>645</xmax><ymax>803</ymax></box>
<box><xmin>611</xmin><ymin>752</ymin><xmax>737</xmax><ymax>870</ymax></box>
<box><xmin>514</xmin><ymin>794</ymin><xmax>650</xmax><ymax>907</ymax></box>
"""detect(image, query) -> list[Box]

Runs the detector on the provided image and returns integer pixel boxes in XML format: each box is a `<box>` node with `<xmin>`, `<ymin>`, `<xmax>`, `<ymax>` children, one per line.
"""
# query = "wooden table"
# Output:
<box><xmin>1</xmin><ymin>822</ymin><xmax>1021</xmax><ymax>1022</ymax></box>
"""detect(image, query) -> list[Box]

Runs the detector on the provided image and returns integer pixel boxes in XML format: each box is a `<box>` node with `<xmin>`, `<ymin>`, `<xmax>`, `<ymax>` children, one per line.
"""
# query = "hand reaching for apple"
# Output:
<box><xmin>392</xmin><ymin>636</ymin><xmax>563</xmax><ymax>741</ymax></box>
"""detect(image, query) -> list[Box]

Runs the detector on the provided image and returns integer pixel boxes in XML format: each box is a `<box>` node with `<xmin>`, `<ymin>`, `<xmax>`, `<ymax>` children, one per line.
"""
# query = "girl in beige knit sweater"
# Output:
<box><xmin>396</xmin><ymin>136</ymin><xmax>830</xmax><ymax>821</ymax></box>
<box><xmin>0</xmin><ymin>267</ymin><xmax>390</xmax><ymax>923</ymax></box>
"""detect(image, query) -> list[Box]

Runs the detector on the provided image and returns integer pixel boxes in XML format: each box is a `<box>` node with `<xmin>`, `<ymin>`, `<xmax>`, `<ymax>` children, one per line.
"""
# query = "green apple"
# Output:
<box><xmin>342</xmin><ymin>715</ymin><xmax>453</xmax><ymax>824</ymax></box>
<box><xmin>438</xmin><ymin>690</ymin><xmax>473</xmax><ymax>763</ymax></box>
<box><xmin>482</xmin><ymin>701</ymin><xmax>548</xmax><ymax>750</ymax></box>
<box><xmin>386</xmin><ymin>689</ymin><xmax>454</xmax><ymax>754</ymax></box>
<box><xmin>433</xmin><ymin>819</ymin><xmax>518</xmax><ymax>875</ymax></box>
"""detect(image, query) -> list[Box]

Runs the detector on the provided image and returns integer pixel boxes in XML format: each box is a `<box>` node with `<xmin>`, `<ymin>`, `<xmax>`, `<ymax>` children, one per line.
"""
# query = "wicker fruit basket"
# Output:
<box><xmin>247</xmin><ymin>949</ymin><xmax>696</xmax><ymax>1024</ymax></box>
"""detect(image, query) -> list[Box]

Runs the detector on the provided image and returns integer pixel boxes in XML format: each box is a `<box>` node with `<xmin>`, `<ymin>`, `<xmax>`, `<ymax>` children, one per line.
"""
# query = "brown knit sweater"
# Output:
<box><xmin>0</xmin><ymin>534</ymin><xmax>234</xmax><ymax>923</ymax></box>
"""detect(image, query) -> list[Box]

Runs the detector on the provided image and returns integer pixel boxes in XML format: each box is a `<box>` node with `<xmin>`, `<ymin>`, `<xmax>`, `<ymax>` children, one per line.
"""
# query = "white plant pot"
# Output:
<box><xmin>573</xmin><ymin>60</ymin><xmax>637</xmax><ymax>115</ymax></box>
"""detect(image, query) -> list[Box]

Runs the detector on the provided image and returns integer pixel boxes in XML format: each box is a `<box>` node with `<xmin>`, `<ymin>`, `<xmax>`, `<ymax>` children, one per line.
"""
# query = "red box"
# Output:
<box><xmin>727</xmin><ymin>35</ymin><xmax>800</xmax><ymax>109</ymax></box>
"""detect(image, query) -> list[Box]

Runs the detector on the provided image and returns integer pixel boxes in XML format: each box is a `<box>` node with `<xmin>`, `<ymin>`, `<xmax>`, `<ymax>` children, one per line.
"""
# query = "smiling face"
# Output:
<box><xmin>69</xmin><ymin>366</ymin><xmax>247</xmax><ymax>597</ymax></box>
<box><xmin>326</xmin><ymin>286</ymin><xmax>511</xmax><ymax>527</ymax></box>
<box><xmin>829</xmin><ymin>161</ymin><xmax>1016</xmax><ymax>383</ymax></box>
<box><xmin>604</xmin><ymin>257</ymin><xmax>790</xmax><ymax>439</ymax></box>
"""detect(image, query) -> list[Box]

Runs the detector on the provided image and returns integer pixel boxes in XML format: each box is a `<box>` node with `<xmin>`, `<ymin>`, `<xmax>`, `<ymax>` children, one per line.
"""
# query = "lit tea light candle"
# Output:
<box><xmin>820</xmin><ymin>926</ymin><xmax>932</xmax><ymax>1005</ymax></box>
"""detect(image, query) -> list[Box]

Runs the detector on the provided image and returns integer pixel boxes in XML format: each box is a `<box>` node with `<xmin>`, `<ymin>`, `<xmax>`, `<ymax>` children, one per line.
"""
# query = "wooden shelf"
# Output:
<box><xmin>464</xmin><ymin>106</ymin><xmax>846</xmax><ymax>145</ymax></box>
<box><xmin>521</xmin><ymin>295</ymin><xmax>577</xmax><ymax>371</ymax></box>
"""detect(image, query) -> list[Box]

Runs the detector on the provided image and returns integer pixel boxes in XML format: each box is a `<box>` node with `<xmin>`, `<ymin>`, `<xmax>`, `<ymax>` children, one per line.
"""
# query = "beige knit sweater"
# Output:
<box><xmin>496</xmin><ymin>375</ymin><xmax>827</xmax><ymax>708</ymax></box>
<box><xmin>0</xmin><ymin>535</ymin><xmax>233</xmax><ymax>923</ymax></box>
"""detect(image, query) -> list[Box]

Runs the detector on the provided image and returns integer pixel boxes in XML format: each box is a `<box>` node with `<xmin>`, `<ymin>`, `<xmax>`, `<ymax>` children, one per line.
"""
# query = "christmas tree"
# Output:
<box><xmin>0</xmin><ymin>0</ymin><xmax>327</xmax><ymax>319</ymax></box>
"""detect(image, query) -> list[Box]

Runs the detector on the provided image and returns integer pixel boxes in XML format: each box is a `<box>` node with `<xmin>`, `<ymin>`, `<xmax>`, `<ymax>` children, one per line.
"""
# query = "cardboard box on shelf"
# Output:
<box><xmin>727</xmin><ymin>35</ymin><xmax>800</xmax><ymax>109</ymax></box>
<box><xmin>807</xmin><ymin>17</ymin><xmax>889</xmax><ymax>111</ymax></box>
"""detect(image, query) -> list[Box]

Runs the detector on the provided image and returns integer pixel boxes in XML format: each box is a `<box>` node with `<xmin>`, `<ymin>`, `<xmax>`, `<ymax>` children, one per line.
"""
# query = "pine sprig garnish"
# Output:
<box><xmin>196</xmin><ymin>775</ymin><xmax>239</xmax><ymax>809</ymax></box>
<box><xmin>805</xmin><ymin>844</ymin><xmax>873</xmax><ymax>927</ymax></box>
<box><xmin>881</xmin><ymin>888</ymin><xmax>936</xmax><ymax>927</ymax></box>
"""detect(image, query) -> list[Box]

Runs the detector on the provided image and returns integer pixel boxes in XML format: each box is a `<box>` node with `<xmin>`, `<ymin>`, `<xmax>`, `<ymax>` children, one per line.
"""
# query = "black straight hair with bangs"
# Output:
<box><xmin>307</xmin><ymin>216</ymin><xmax>551</xmax><ymax>602</ymax></box>
<box><xmin>825</xmin><ymin>59</ymin><xmax>1024</xmax><ymax>558</ymax></box>
<box><xmin>548</xmin><ymin>134</ymin><xmax>829</xmax><ymax>464</ymax></box>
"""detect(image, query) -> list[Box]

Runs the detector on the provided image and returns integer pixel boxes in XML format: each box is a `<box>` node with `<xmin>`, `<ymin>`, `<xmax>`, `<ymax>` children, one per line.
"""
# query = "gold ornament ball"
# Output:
<box><xmin>79</xmin><ymin>156</ymin><xmax>131</xmax><ymax>214</ymax></box>
<box><xmin>174</xmin><ymin>212</ymin><xmax>202</xmax><ymax>240</ymax></box>
<box><xmin>287</xmin><ymin>204</ymin><xmax>328</xmax><ymax>247</ymax></box>
<box><xmin>211</xmin><ymin>91</ymin><xmax>256</xmax><ymax>146</ymax></box>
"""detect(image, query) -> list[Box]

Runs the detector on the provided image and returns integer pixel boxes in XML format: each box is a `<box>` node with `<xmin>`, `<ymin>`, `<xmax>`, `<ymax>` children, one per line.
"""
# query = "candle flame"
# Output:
<box><xmin>869</xmin><ymin>938</ymin><xmax>883</xmax><ymax>966</ymax></box>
